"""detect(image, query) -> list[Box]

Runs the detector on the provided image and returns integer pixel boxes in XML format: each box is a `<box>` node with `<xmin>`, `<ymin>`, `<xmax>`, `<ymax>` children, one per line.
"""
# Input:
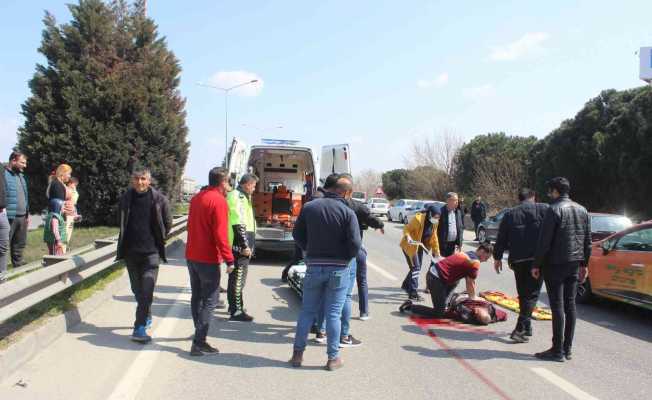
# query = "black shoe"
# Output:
<box><xmin>535</xmin><ymin>349</ymin><xmax>564</xmax><ymax>362</ymax></box>
<box><xmin>281</xmin><ymin>268</ymin><xmax>289</xmax><ymax>283</ymax></box>
<box><xmin>409</xmin><ymin>293</ymin><xmax>424</xmax><ymax>302</ymax></box>
<box><xmin>190</xmin><ymin>343</ymin><xmax>204</xmax><ymax>357</ymax></box>
<box><xmin>564</xmin><ymin>349</ymin><xmax>572</xmax><ymax>360</ymax></box>
<box><xmin>339</xmin><ymin>335</ymin><xmax>362</xmax><ymax>348</ymax></box>
<box><xmin>399</xmin><ymin>300</ymin><xmax>413</xmax><ymax>313</ymax></box>
<box><xmin>196</xmin><ymin>341</ymin><xmax>219</xmax><ymax>354</ymax></box>
<box><xmin>230</xmin><ymin>312</ymin><xmax>254</xmax><ymax>322</ymax></box>
<box><xmin>510</xmin><ymin>330</ymin><xmax>529</xmax><ymax>343</ymax></box>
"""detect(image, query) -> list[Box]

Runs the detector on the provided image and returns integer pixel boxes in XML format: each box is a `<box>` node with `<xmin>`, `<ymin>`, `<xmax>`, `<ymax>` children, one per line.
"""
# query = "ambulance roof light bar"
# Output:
<box><xmin>261</xmin><ymin>139</ymin><xmax>301</xmax><ymax>146</ymax></box>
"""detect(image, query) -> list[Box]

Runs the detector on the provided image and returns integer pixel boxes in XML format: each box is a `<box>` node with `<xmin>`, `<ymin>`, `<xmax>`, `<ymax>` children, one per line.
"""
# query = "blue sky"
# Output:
<box><xmin>1</xmin><ymin>1</ymin><xmax>651</xmax><ymax>183</ymax></box>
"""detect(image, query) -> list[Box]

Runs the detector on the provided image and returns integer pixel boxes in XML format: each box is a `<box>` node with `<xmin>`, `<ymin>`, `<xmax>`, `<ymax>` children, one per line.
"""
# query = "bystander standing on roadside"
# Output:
<box><xmin>185</xmin><ymin>167</ymin><xmax>234</xmax><ymax>356</ymax></box>
<box><xmin>290</xmin><ymin>173</ymin><xmax>361</xmax><ymax>371</ymax></box>
<box><xmin>532</xmin><ymin>177</ymin><xmax>591</xmax><ymax>362</ymax></box>
<box><xmin>62</xmin><ymin>177</ymin><xmax>80</xmax><ymax>253</ymax></box>
<box><xmin>47</xmin><ymin>164</ymin><xmax>72</xmax><ymax>206</ymax></box>
<box><xmin>4</xmin><ymin>151</ymin><xmax>29</xmax><ymax>269</ymax></box>
<box><xmin>117</xmin><ymin>167</ymin><xmax>172</xmax><ymax>344</ymax></box>
<box><xmin>227</xmin><ymin>173</ymin><xmax>258</xmax><ymax>322</ymax></box>
<box><xmin>44</xmin><ymin>199</ymin><xmax>67</xmax><ymax>256</ymax></box>
<box><xmin>0</xmin><ymin>168</ymin><xmax>8</xmax><ymax>281</ymax></box>
<box><xmin>470</xmin><ymin>196</ymin><xmax>487</xmax><ymax>241</ymax></box>
<box><xmin>493</xmin><ymin>188</ymin><xmax>549</xmax><ymax>343</ymax></box>
<box><xmin>437</xmin><ymin>192</ymin><xmax>464</xmax><ymax>257</ymax></box>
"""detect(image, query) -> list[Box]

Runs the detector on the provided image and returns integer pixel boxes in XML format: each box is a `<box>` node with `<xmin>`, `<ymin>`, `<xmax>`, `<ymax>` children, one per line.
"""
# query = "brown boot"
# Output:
<box><xmin>325</xmin><ymin>357</ymin><xmax>344</xmax><ymax>371</ymax></box>
<box><xmin>289</xmin><ymin>350</ymin><xmax>304</xmax><ymax>368</ymax></box>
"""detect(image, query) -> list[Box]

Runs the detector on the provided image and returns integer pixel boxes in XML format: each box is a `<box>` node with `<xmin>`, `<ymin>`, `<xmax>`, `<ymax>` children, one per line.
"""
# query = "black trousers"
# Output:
<box><xmin>472</xmin><ymin>220</ymin><xmax>481</xmax><ymax>238</ymax></box>
<box><xmin>125</xmin><ymin>253</ymin><xmax>160</xmax><ymax>328</ymax></box>
<box><xmin>409</xmin><ymin>272</ymin><xmax>458</xmax><ymax>318</ymax></box>
<box><xmin>228</xmin><ymin>254</ymin><xmax>250</xmax><ymax>315</ymax></box>
<box><xmin>8</xmin><ymin>216</ymin><xmax>27</xmax><ymax>267</ymax></box>
<box><xmin>544</xmin><ymin>262</ymin><xmax>580</xmax><ymax>353</ymax></box>
<box><xmin>512</xmin><ymin>260</ymin><xmax>543</xmax><ymax>332</ymax></box>
<box><xmin>356</xmin><ymin>247</ymin><xmax>369</xmax><ymax>315</ymax></box>
<box><xmin>188</xmin><ymin>260</ymin><xmax>220</xmax><ymax>344</ymax></box>
<box><xmin>440</xmin><ymin>242</ymin><xmax>457</xmax><ymax>257</ymax></box>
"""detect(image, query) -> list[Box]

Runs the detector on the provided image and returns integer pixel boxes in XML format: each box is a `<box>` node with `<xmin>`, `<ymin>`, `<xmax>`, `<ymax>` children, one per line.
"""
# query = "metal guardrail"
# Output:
<box><xmin>0</xmin><ymin>215</ymin><xmax>188</xmax><ymax>324</ymax></box>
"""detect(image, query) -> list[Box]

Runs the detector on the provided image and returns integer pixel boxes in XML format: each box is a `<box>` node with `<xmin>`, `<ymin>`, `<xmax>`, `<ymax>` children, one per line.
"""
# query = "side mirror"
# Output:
<box><xmin>601</xmin><ymin>241</ymin><xmax>611</xmax><ymax>255</ymax></box>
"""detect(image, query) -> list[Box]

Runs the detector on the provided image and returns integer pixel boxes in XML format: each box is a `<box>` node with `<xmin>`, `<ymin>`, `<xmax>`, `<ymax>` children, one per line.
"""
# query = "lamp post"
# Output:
<box><xmin>197</xmin><ymin>79</ymin><xmax>259</xmax><ymax>162</ymax></box>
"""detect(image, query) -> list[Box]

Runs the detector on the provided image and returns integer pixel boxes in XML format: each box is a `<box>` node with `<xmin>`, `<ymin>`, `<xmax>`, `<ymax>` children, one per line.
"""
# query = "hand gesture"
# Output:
<box><xmin>226</xmin><ymin>265</ymin><xmax>235</xmax><ymax>274</ymax></box>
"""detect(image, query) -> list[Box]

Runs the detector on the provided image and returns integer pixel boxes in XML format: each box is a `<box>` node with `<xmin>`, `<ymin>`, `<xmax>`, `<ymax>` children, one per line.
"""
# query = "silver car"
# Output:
<box><xmin>403</xmin><ymin>200</ymin><xmax>445</xmax><ymax>224</ymax></box>
<box><xmin>388</xmin><ymin>199</ymin><xmax>418</xmax><ymax>223</ymax></box>
<box><xmin>367</xmin><ymin>197</ymin><xmax>389</xmax><ymax>218</ymax></box>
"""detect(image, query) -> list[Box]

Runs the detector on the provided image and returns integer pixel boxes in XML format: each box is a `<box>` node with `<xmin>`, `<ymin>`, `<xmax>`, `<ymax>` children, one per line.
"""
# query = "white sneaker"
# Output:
<box><xmin>359</xmin><ymin>314</ymin><xmax>371</xmax><ymax>321</ymax></box>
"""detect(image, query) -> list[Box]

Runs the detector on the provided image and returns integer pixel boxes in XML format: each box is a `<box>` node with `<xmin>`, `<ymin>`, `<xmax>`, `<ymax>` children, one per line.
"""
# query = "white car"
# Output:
<box><xmin>387</xmin><ymin>199</ymin><xmax>418</xmax><ymax>223</ymax></box>
<box><xmin>367</xmin><ymin>197</ymin><xmax>389</xmax><ymax>218</ymax></box>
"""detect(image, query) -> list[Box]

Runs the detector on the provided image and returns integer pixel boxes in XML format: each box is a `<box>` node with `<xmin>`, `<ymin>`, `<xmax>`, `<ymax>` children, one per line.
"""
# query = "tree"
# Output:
<box><xmin>355</xmin><ymin>169</ymin><xmax>382</xmax><ymax>199</ymax></box>
<box><xmin>454</xmin><ymin>132</ymin><xmax>537</xmax><ymax>197</ymax></box>
<box><xmin>406</xmin><ymin>129</ymin><xmax>462</xmax><ymax>176</ymax></box>
<box><xmin>406</xmin><ymin>165</ymin><xmax>453</xmax><ymax>201</ymax></box>
<box><xmin>472</xmin><ymin>158</ymin><xmax>526</xmax><ymax>211</ymax></box>
<box><xmin>381</xmin><ymin>169</ymin><xmax>410</xmax><ymax>200</ymax></box>
<box><xmin>18</xmin><ymin>0</ymin><xmax>189</xmax><ymax>225</ymax></box>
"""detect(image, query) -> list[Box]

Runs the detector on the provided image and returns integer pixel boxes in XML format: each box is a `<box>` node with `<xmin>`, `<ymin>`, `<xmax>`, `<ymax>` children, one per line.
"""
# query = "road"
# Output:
<box><xmin>1</xmin><ymin>222</ymin><xmax>650</xmax><ymax>400</ymax></box>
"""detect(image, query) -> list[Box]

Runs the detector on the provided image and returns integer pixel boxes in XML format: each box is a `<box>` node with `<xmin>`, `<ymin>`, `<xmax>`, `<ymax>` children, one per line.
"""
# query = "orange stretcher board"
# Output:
<box><xmin>480</xmin><ymin>291</ymin><xmax>552</xmax><ymax>321</ymax></box>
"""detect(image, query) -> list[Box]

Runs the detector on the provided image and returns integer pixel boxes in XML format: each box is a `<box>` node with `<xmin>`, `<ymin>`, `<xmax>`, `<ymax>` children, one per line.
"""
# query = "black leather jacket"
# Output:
<box><xmin>346</xmin><ymin>199</ymin><xmax>384</xmax><ymax>239</ymax></box>
<box><xmin>534</xmin><ymin>195</ymin><xmax>592</xmax><ymax>267</ymax></box>
<box><xmin>494</xmin><ymin>201</ymin><xmax>549</xmax><ymax>264</ymax></box>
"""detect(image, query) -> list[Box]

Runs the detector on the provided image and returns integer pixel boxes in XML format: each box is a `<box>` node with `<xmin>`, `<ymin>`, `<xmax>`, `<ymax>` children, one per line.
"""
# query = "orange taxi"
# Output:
<box><xmin>578</xmin><ymin>221</ymin><xmax>652</xmax><ymax>310</ymax></box>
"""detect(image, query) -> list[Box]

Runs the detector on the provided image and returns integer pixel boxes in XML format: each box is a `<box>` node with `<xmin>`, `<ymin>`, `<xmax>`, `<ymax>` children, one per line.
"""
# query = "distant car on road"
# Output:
<box><xmin>367</xmin><ymin>197</ymin><xmax>389</xmax><ymax>218</ymax></box>
<box><xmin>352</xmin><ymin>191</ymin><xmax>367</xmax><ymax>203</ymax></box>
<box><xmin>403</xmin><ymin>200</ymin><xmax>445</xmax><ymax>224</ymax></box>
<box><xmin>578</xmin><ymin>220</ymin><xmax>652</xmax><ymax>310</ymax></box>
<box><xmin>476</xmin><ymin>208</ymin><xmax>510</xmax><ymax>243</ymax></box>
<box><xmin>387</xmin><ymin>199</ymin><xmax>418</xmax><ymax>223</ymax></box>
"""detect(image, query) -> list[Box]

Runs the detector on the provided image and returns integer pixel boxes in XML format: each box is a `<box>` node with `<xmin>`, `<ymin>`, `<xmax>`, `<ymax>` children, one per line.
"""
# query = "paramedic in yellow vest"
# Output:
<box><xmin>227</xmin><ymin>173</ymin><xmax>258</xmax><ymax>322</ymax></box>
<box><xmin>400</xmin><ymin>204</ymin><xmax>441</xmax><ymax>302</ymax></box>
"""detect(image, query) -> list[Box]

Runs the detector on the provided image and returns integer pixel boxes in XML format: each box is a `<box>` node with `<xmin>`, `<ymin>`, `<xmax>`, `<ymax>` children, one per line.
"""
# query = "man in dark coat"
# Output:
<box><xmin>470</xmin><ymin>196</ymin><xmax>487</xmax><ymax>241</ymax></box>
<box><xmin>437</xmin><ymin>192</ymin><xmax>464</xmax><ymax>257</ymax></box>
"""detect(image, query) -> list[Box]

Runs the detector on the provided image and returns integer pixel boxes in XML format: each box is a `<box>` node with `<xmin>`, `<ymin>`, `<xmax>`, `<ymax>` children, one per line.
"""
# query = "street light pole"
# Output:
<box><xmin>197</xmin><ymin>79</ymin><xmax>259</xmax><ymax>163</ymax></box>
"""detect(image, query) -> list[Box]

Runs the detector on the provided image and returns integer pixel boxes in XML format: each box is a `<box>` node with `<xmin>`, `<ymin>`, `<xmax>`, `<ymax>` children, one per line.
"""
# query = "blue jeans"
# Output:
<box><xmin>318</xmin><ymin>258</ymin><xmax>357</xmax><ymax>337</ymax></box>
<box><xmin>294</xmin><ymin>264</ymin><xmax>350</xmax><ymax>359</ymax></box>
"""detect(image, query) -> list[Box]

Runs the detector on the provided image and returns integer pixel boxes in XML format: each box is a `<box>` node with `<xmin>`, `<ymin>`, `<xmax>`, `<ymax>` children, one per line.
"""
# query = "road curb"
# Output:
<box><xmin>0</xmin><ymin>237</ymin><xmax>186</xmax><ymax>384</ymax></box>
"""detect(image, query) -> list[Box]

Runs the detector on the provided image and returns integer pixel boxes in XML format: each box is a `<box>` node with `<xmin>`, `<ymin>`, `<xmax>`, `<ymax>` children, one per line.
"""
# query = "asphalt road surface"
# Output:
<box><xmin>1</xmin><ymin>223</ymin><xmax>651</xmax><ymax>400</ymax></box>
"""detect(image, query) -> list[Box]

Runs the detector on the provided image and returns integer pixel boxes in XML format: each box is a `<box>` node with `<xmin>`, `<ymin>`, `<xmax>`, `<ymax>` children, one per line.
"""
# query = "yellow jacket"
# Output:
<box><xmin>400</xmin><ymin>213</ymin><xmax>440</xmax><ymax>258</ymax></box>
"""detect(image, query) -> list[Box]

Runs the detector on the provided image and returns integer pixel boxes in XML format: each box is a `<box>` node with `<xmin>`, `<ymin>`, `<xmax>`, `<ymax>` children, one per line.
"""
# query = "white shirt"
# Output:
<box><xmin>447</xmin><ymin>209</ymin><xmax>457</xmax><ymax>242</ymax></box>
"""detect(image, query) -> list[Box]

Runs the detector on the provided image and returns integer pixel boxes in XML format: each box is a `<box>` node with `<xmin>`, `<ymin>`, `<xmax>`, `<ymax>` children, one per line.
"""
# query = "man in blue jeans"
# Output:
<box><xmin>290</xmin><ymin>174</ymin><xmax>361</xmax><ymax>371</ymax></box>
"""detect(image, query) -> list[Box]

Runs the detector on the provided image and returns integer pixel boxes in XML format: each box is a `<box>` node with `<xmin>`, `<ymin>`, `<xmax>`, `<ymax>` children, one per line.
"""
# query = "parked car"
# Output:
<box><xmin>578</xmin><ymin>221</ymin><xmax>652</xmax><ymax>310</ymax></box>
<box><xmin>367</xmin><ymin>197</ymin><xmax>389</xmax><ymax>218</ymax></box>
<box><xmin>352</xmin><ymin>191</ymin><xmax>367</xmax><ymax>203</ymax></box>
<box><xmin>476</xmin><ymin>208</ymin><xmax>510</xmax><ymax>243</ymax></box>
<box><xmin>388</xmin><ymin>199</ymin><xmax>418</xmax><ymax>223</ymax></box>
<box><xmin>403</xmin><ymin>200</ymin><xmax>445</xmax><ymax>224</ymax></box>
<box><xmin>590</xmin><ymin>213</ymin><xmax>633</xmax><ymax>242</ymax></box>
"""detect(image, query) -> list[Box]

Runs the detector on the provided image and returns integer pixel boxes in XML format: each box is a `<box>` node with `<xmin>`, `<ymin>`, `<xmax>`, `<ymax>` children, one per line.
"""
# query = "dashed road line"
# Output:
<box><xmin>531</xmin><ymin>368</ymin><xmax>601</xmax><ymax>400</ymax></box>
<box><xmin>366</xmin><ymin>259</ymin><xmax>399</xmax><ymax>281</ymax></box>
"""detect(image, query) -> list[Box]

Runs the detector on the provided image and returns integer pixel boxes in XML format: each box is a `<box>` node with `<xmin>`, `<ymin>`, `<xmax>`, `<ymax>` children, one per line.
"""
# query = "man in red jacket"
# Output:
<box><xmin>185</xmin><ymin>167</ymin><xmax>234</xmax><ymax>356</ymax></box>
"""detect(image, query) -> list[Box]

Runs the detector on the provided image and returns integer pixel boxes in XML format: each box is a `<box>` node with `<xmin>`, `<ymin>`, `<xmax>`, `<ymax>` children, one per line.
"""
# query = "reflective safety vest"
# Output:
<box><xmin>227</xmin><ymin>188</ymin><xmax>256</xmax><ymax>245</ymax></box>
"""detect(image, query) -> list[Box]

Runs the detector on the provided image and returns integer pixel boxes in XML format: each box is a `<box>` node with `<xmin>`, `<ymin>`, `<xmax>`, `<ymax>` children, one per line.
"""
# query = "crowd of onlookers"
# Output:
<box><xmin>0</xmin><ymin>151</ymin><xmax>81</xmax><ymax>282</ymax></box>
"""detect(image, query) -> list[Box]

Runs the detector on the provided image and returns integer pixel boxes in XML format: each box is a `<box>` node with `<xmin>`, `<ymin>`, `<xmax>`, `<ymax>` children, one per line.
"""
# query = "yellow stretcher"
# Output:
<box><xmin>480</xmin><ymin>291</ymin><xmax>552</xmax><ymax>321</ymax></box>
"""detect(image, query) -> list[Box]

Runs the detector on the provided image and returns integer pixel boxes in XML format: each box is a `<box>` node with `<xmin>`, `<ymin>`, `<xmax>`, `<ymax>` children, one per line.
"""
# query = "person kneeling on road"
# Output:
<box><xmin>399</xmin><ymin>243</ymin><xmax>493</xmax><ymax>319</ymax></box>
<box><xmin>227</xmin><ymin>173</ymin><xmax>258</xmax><ymax>322</ymax></box>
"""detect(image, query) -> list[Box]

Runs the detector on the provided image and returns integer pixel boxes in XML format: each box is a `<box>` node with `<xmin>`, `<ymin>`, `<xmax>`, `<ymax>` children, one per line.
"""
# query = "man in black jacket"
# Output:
<box><xmin>493</xmin><ymin>188</ymin><xmax>549</xmax><ymax>343</ymax></box>
<box><xmin>437</xmin><ymin>192</ymin><xmax>464</xmax><ymax>257</ymax></box>
<box><xmin>117</xmin><ymin>167</ymin><xmax>172</xmax><ymax>344</ymax></box>
<box><xmin>532</xmin><ymin>177</ymin><xmax>591</xmax><ymax>362</ymax></box>
<box><xmin>470</xmin><ymin>196</ymin><xmax>487</xmax><ymax>241</ymax></box>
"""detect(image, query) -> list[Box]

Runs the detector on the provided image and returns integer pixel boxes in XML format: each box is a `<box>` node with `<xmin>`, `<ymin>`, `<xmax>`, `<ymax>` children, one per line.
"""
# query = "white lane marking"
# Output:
<box><xmin>366</xmin><ymin>259</ymin><xmax>399</xmax><ymax>281</ymax></box>
<box><xmin>108</xmin><ymin>290</ymin><xmax>190</xmax><ymax>400</ymax></box>
<box><xmin>531</xmin><ymin>368</ymin><xmax>601</xmax><ymax>400</ymax></box>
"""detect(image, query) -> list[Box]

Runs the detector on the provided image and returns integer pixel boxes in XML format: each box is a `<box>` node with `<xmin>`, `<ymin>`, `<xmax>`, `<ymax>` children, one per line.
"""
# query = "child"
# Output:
<box><xmin>44</xmin><ymin>199</ymin><xmax>67</xmax><ymax>256</ymax></box>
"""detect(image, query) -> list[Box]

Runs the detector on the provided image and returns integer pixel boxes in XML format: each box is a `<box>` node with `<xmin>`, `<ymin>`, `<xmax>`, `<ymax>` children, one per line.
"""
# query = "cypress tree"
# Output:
<box><xmin>18</xmin><ymin>0</ymin><xmax>189</xmax><ymax>225</ymax></box>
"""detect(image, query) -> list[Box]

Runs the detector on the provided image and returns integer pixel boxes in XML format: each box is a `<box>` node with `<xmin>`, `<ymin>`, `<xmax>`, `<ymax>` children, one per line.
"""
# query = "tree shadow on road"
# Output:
<box><xmin>402</xmin><ymin>345</ymin><xmax>536</xmax><ymax>361</ymax></box>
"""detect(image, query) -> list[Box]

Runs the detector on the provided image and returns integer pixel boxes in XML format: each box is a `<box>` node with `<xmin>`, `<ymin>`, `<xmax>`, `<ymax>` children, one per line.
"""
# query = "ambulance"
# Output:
<box><xmin>226</xmin><ymin>138</ymin><xmax>351</xmax><ymax>252</ymax></box>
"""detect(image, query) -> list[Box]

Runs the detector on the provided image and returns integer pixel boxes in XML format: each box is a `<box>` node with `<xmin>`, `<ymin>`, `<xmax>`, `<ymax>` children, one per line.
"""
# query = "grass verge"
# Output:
<box><xmin>173</xmin><ymin>202</ymin><xmax>189</xmax><ymax>215</ymax></box>
<box><xmin>0</xmin><ymin>261</ymin><xmax>126</xmax><ymax>350</ymax></box>
<box><xmin>22</xmin><ymin>226</ymin><xmax>120</xmax><ymax>265</ymax></box>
